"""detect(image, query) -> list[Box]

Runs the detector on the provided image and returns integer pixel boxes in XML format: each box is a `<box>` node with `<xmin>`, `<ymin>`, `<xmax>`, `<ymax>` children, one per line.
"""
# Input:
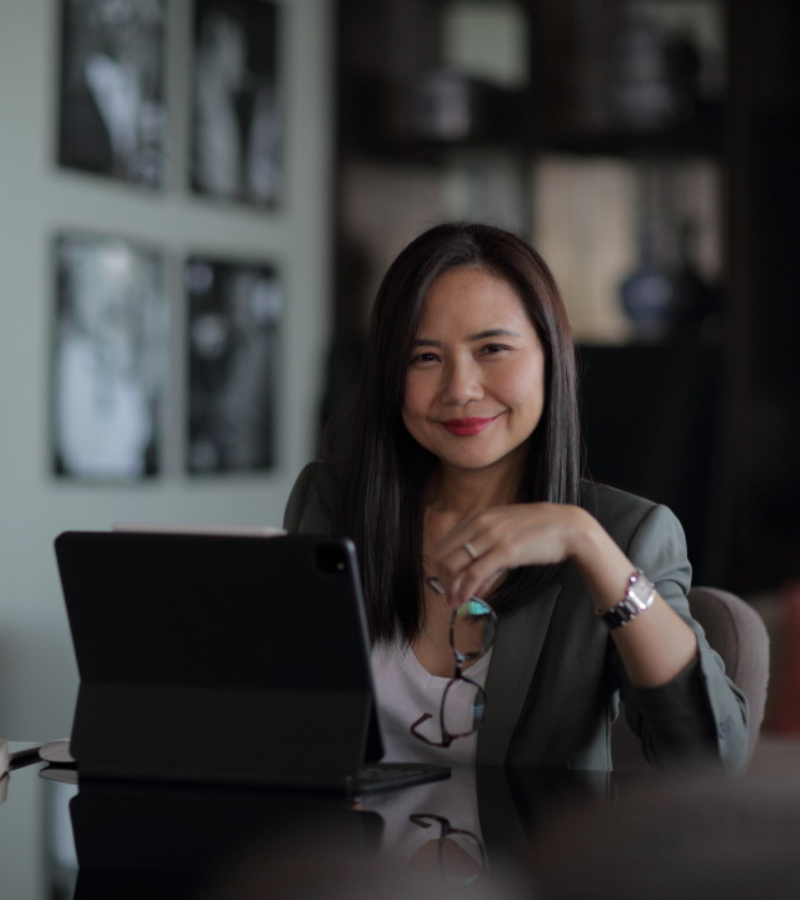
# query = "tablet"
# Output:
<box><xmin>112</xmin><ymin>522</ymin><xmax>286</xmax><ymax>537</ymax></box>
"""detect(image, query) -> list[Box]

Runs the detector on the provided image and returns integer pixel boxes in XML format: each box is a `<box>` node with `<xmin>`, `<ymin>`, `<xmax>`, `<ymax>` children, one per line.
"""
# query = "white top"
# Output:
<box><xmin>371</xmin><ymin>640</ymin><xmax>492</xmax><ymax>766</ymax></box>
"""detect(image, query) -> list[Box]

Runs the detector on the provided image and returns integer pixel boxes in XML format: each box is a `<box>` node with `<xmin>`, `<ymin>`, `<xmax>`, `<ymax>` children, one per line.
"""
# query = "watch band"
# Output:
<box><xmin>597</xmin><ymin>568</ymin><xmax>655</xmax><ymax>629</ymax></box>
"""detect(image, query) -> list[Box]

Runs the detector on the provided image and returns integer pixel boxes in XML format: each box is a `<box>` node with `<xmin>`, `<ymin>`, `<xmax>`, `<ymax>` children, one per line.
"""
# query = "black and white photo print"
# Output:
<box><xmin>52</xmin><ymin>232</ymin><xmax>168</xmax><ymax>480</ymax></box>
<box><xmin>190</xmin><ymin>0</ymin><xmax>283</xmax><ymax>207</ymax></box>
<box><xmin>56</xmin><ymin>0</ymin><xmax>168</xmax><ymax>187</ymax></box>
<box><xmin>185</xmin><ymin>256</ymin><xmax>281</xmax><ymax>473</ymax></box>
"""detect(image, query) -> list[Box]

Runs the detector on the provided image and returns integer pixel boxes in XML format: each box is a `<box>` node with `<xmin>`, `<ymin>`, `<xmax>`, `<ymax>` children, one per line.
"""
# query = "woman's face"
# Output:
<box><xmin>402</xmin><ymin>266</ymin><xmax>546</xmax><ymax>479</ymax></box>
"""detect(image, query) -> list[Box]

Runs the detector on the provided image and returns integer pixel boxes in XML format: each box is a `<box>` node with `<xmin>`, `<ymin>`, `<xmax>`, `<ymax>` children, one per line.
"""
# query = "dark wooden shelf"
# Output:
<box><xmin>533</xmin><ymin>107</ymin><xmax>724</xmax><ymax>159</ymax></box>
<box><xmin>342</xmin><ymin>132</ymin><xmax>532</xmax><ymax>165</ymax></box>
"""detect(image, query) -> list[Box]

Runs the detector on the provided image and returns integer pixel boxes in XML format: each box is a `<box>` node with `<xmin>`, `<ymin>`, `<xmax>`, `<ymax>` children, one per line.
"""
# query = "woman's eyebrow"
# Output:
<box><xmin>412</xmin><ymin>329</ymin><xmax>522</xmax><ymax>347</ymax></box>
<box><xmin>469</xmin><ymin>328</ymin><xmax>522</xmax><ymax>340</ymax></box>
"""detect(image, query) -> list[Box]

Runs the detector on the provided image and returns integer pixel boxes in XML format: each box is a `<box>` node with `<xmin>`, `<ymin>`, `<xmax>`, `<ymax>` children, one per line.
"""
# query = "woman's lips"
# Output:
<box><xmin>441</xmin><ymin>415</ymin><xmax>500</xmax><ymax>436</ymax></box>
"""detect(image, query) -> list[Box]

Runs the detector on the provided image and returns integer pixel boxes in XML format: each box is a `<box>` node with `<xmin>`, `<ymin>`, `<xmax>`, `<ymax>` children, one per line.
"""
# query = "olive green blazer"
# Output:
<box><xmin>283</xmin><ymin>462</ymin><xmax>749</xmax><ymax>774</ymax></box>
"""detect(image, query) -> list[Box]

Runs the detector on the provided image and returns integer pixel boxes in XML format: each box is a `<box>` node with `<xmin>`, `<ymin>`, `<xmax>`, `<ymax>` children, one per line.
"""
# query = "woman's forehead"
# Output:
<box><xmin>416</xmin><ymin>266</ymin><xmax>535</xmax><ymax>334</ymax></box>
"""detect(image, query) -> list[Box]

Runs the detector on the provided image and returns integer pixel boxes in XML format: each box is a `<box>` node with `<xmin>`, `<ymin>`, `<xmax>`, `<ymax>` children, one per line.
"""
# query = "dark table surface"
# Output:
<box><xmin>3</xmin><ymin>759</ymin><xmax>800</xmax><ymax>900</ymax></box>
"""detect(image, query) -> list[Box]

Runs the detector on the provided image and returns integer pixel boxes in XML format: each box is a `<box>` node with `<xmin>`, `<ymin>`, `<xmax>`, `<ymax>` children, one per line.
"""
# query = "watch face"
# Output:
<box><xmin>601</xmin><ymin>571</ymin><xmax>655</xmax><ymax>628</ymax></box>
<box><xmin>627</xmin><ymin>573</ymin><xmax>655</xmax><ymax>610</ymax></box>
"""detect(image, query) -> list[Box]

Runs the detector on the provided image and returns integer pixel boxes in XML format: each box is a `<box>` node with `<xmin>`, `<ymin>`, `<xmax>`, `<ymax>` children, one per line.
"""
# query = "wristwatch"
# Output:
<box><xmin>597</xmin><ymin>568</ymin><xmax>655</xmax><ymax>629</ymax></box>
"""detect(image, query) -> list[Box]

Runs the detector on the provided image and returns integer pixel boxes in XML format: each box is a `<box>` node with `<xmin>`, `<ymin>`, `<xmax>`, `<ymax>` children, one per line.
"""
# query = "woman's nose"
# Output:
<box><xmin>440</xmin><ymin>359</ymin><xmax>483</xmax><ymax>405</ymax></box>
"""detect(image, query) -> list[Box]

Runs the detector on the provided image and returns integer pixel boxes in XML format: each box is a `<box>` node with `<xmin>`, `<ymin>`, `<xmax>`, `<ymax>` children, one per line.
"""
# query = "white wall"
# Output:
<box><xmin>0</xmin><ymin>0</ymin><xmax>332</xmax><ymax>738</ymax></box>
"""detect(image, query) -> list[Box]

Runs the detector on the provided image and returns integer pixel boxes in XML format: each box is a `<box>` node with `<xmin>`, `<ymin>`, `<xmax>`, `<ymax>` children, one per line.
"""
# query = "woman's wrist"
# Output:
<box><xmin>566</xmin><ymin>508</ymin><xmax>642</xmax><ymax>613</ymax></box>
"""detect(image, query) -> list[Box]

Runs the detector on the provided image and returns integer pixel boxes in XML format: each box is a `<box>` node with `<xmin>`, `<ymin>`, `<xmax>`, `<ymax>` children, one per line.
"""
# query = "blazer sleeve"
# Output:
<box><xmin>282</xmin><ymin>461</ymin><xmax>337</xmax><ymax>534</ymax></box>
<box><xmin>614</xmin><ymin>502</ymin><xmax>750</xmax><ymax>775</ymax></box>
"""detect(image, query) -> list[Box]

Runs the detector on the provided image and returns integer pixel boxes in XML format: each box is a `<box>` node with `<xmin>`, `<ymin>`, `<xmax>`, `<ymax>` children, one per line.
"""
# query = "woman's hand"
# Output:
<box><xmin>429</xmin><ymin>502</ymin><xmax>699</xmax><ymax>688</ymax></box>
<box><xmin>429</xmin><ymin>502</ymin><xmax>595</xmax><ymax>608</ymax></box>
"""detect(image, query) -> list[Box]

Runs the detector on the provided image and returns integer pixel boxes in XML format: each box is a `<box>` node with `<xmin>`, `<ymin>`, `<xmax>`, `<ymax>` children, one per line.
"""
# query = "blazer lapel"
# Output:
<box><xmin>476</xmin><ymin>584</ymin><xmax>561</xmax><ymax>765</ymax></box>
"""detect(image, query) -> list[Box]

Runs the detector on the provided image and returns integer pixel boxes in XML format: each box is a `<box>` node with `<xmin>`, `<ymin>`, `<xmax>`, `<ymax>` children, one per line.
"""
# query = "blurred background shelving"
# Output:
<box><xmin>329</xmin><ymin>0</ymin><xmax>800</xmax><ymax>591</ymax></box>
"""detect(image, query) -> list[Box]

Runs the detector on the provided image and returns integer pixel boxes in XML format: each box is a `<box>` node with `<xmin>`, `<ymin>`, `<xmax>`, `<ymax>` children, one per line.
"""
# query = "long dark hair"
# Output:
<box><xmin>328</xmin><ymin>222</ymin><xmax>581</xmax><ymax>643</ymax></box>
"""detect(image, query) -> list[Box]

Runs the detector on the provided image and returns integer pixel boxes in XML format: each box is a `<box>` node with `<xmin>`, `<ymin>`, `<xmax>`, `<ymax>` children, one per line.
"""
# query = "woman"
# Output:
<box><xmin>284</xmin><ymin>222</ymin><xmax>748</xmax><ymax>773</ymax></box>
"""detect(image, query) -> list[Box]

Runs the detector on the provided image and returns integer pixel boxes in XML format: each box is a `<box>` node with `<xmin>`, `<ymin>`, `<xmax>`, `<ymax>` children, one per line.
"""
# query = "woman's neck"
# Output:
<box><xmin>425</xmin><ymin>462</ymin><xmax>523</xmax><ymax>515</ymax></box>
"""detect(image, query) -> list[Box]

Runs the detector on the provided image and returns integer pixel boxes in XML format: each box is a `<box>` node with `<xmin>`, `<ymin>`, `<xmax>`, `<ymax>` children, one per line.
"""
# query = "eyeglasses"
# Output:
<box><xmin>410</xmin><ymin>590</ymin><xmax>497</xmax><ymax>748</ymax></box>
<box><xmin>409</xmin><ymin>813</ymin><xmax>487</xmax><ymax>888</ymax></box>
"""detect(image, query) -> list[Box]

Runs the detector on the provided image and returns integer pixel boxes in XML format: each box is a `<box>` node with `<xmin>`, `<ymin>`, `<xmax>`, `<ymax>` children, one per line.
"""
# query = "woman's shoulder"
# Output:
<box><xmin>283</xmin><ymin>460</ymin><xmax>341</xmax><ymax>534</ymax></box>
<box><xmin>579</xmin><ymin>478</ymin><xmax>656</xmax><ymax>513</ymax></box>
<box><xmin>578</xmin><ymin>478</ymin><xmax>681</xmax><ymax>540</ymax></box>
<box><xmin>579</xmin><ymin>479</ymin><xmax>690</xmax><ymax>591</ymax></box>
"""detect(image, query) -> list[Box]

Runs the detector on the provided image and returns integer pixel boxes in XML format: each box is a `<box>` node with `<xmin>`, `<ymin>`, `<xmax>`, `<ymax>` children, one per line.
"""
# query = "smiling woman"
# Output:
<box><xmin>401</xmin><ymin>266</ymin><xmax>545</xmax><ymax>481</ymax></box>
<box><xmin>283</xmin><ymin>222</ymin><xmax>749</xmax><ymax>775</ymax></box>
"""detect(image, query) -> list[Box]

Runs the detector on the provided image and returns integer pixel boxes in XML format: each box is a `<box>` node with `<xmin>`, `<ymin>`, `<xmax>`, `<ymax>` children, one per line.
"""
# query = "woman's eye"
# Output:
<box><xmin>481</xmin><ymin>343</ymin><xmax>509</xmax><ymax>355</ymax></box>
<box><xmin>410</xmin><ymin>351</ymin><xmax>439</xmax><ymax>365</ymax></box>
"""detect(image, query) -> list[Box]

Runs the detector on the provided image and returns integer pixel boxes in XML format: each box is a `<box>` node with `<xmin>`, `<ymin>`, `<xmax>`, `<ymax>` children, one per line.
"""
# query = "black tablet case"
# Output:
<box><xmin>55</xmin><ymin>532</ymin><xmax>392</xmax><ymax>790</ymax></box>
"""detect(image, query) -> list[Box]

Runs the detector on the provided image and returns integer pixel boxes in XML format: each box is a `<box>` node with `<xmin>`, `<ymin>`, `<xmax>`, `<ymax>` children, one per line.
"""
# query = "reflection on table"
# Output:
<box><xmin>2</xmin><ymin>761</ymin><xmax>800</xmax><ymax>899</ymax></box>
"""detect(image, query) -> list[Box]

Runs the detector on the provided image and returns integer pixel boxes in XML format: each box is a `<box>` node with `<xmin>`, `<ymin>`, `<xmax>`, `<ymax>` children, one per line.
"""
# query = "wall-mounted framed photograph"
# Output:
<box><xmin>56</xmin><ymin>0</ymin><xmax>168</xmax><ymax>187</ymax></box>
<box><xmin>52</xmin><ymin>232</ymin><xmax>168</xmax><ymax>481</ymax></box>
<box><xmin>185</xmin><ymin>256</ymin><xmax>281</xmax><ymax>474</ymax></box>
<box><xmin>190</xmin><ymin>0</ymin><xmax>283</xmax><ymax>207</ymax></box>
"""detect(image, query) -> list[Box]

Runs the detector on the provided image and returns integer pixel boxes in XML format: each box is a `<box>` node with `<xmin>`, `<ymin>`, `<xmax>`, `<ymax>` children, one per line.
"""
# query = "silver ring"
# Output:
<box><xmin>463</xmin><ymin>541</ymin><xmax>480</xmax><ymax>561</ymax></box>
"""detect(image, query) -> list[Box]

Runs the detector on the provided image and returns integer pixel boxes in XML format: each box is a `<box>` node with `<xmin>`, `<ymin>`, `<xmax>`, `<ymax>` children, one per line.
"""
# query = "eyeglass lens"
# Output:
<box><xmin>450</xmin><ymin>597</ymin><xmax>496</xmax><ymax>664</ymax></box>
<box><xmin>442</xmin><ymin>597</ymin><xmax>494</xmax><ymax>736</ymax></box>
<box><xmin>441</xmin><ymin>677</ymin><xmax>487</xmax><ymax>736</ymax></box>
<box><xmin>409</xmin><ymin>596</ymin><xmax>496</xmax><ymax>746</ymax></box>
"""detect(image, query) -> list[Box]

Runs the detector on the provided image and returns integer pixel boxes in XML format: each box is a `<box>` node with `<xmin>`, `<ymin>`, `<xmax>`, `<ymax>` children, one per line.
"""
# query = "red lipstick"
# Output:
<box><xmin>441</xmin><ymin>416</ymin><xmax>500</xmax><ymax>436</ymax></box>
